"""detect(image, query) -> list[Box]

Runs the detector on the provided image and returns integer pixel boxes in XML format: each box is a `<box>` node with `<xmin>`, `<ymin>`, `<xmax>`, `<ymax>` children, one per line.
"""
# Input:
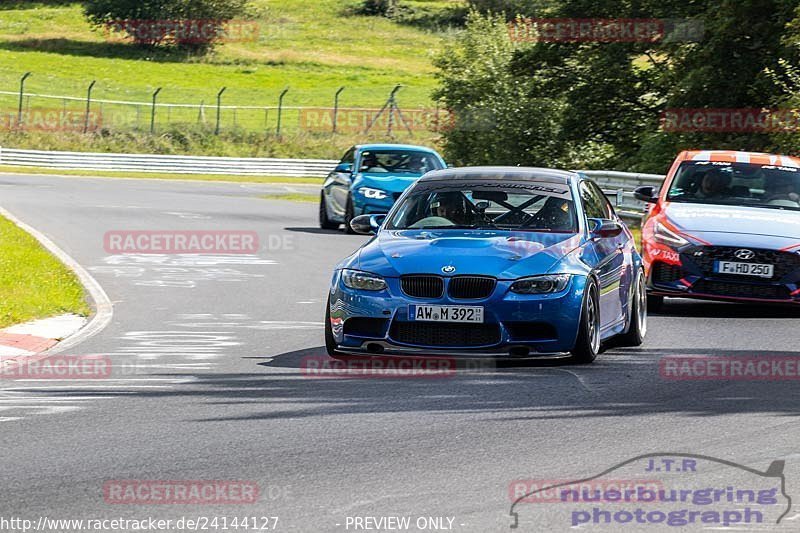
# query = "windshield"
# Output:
<box><xmin>386</xmin><ymin>183</ymin><xmax>578</xmax><ymax>232</ymax></box>
<box><xmin>667</xmin><ymin>161</ymin><xmax>800</xmax><ymax>211</ymax></box>
<box><xmin>358</xmin><ymin>149</ymin><xmax>443</xmax><ymax>175</ymax></box>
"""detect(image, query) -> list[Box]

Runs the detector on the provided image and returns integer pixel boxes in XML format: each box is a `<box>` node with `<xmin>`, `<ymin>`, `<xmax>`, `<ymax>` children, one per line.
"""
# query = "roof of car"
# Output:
<box><xmin>419</xmin><ymin>166</ymin><xmax>577</xmax><ymax>184</ymax></box>
<box><xmin>356</xmin><ymin>143</ymin><xmax>441</xmax><ymax>153</ymax></box>
<box><xmin>679</xmin><ymin>150</ymin><xmax>800</xmax><ymax>167</ymax></box>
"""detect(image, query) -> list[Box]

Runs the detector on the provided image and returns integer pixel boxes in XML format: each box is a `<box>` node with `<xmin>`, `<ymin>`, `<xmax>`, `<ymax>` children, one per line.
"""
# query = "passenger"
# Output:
<box><xmin>432</xmin><ymin>192</ymin><xmax>470</xmax><ymax>225</ymax></box>
<box><xmin>408</xmin><ymin>154</ymin><xmax>428</xmax><ymax>173</ymax></box>
<box><xmin>696</xmin><ymin>168</ymin><xmax>732</xmax><ymax>199</ymax></box>
<box><xmin>360</xmin><ymin>153</ymin><xmax>387</xmax><ymax>173</ymax></box>
<box><xmin>763</xmin><ymin>174</ymin><xmax>800</xmax><ymax>204</ymax></box>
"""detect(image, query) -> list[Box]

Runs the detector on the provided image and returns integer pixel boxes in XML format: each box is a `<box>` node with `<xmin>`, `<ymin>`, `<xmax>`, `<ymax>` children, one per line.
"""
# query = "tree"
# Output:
<box><xmin>85</xmin><ymin>0</ymin><xmax>250</xmax><ymax>51</ymax></box>
<box><xmin>438</xmin><ymin>1</ymin><xmax>800</xmax><ymax>172</ymax></box>
<box><xmin>433</xmin><ymin>12</ymin><xmax>565</xmax><ymax>167</ymax></box>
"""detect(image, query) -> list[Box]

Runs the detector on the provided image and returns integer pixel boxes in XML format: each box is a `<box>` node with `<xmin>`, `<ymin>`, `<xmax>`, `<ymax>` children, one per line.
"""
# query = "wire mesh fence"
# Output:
<box><xmin>0</xmin><ymin>85</ymin><xmax>456</xmax><ymax>137</ymax></box>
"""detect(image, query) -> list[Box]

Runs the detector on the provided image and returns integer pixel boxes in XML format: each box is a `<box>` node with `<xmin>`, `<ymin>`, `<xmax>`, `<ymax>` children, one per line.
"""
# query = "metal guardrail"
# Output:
<box><xmin>581</xmin><ymin>170</ymin><xmax>665</xmax><ymax>222</ymax></box>
<box><xmin>0</xmin><ymin>147</ymin><xmax>337</xmax><ymax>177</ymax></box>
<box><xmin>0</xmin><ymin>147</ymin><xmax>665</xmax><ymax>220</ymax></box>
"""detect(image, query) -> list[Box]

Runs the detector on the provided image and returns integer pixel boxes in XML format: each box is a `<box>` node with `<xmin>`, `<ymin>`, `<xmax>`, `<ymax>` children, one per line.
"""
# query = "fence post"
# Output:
<box><xmin>150</xmin><ymin>87</ymin><xmax>161</xmax><ymax>134</ymax></box>
<box><xmin>215</xmin><ymin>87</ymin><xmax>226</xmax><ymax>135</ymax></box>
<box><xmin>276</xmin><ymin>88</ymin><xmax>289</xmax><ymax>137</ymax></box>
<box><xmin>333</xmin><ymin>86</ymin><xmax>345</xmax><ymax>134</ymax></box>
<box><xmin>83</xmin><ymin>80</ymin><xmax>96</xmax><ymax>134</ymax></box>
<box><xmin>17</xmin><ymin>72</ymin><xmax>31</xmax><ymax>128</ymax></box>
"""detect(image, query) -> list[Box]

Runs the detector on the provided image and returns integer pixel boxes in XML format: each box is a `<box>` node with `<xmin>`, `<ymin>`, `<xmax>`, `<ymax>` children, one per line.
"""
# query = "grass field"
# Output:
<box><xmin>0</xmin><ymin>0</ymin><xmax>460</xmax><ymax>157</ymax></box>
<box><xmin>0</xmin><ymin>213</ymin><xmax>89</xmax><ymax>328</ymax></box>
<box><xmin>0</xmin><ymin>165</ymin><xmax>324</xmax><ymax>183</ymax></box>
<box><xmin>259</xmin><ymin>192</ymin><xmax>319</xmax><ymax>202</ymax></box>
<box><xmin>0</xmin><ymin>1</ymin><xmax>458</xmax><ymax>109</ymax></box>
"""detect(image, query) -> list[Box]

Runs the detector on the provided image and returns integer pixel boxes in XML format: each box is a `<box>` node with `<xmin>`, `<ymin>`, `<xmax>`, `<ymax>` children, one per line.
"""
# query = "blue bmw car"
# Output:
<box><xmin>319</xmin><ymin>144</ymin><xmax>447</xmax><ymax>233</ymax></box>
<box><xmin>325</xmin><ymin>167</ymin><xmax>647</xmax><ymax>363</ymax></box>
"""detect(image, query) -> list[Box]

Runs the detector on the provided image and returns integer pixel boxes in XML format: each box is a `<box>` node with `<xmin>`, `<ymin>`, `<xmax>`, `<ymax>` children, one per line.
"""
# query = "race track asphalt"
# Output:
<box><xmin>1</xmin><ymin>174</ymin><xmax>799</xmax><ymax>532</ymax></box>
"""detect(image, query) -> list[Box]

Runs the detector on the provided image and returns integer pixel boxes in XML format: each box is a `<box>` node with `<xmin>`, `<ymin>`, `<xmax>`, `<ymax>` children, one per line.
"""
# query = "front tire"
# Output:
<box><xmin>324</xmin><ymin>295</ymin><xmax>348</xmax><ymax>359</ymax></box>
<box><xmin>319</xmin><ymin>193</ymin><xmax>339</xmax><ymax>230</ymax></box>
<box><xmin>569</xmin><ymin>279</ymin><xmax>600</xmax><ymax>364</ymax></box>
<box><xmin>343</xmin><ymin>196</ymin><xmax>356</xmax><ymax>234</ymax></box>
<box><xmin>616</xmin><ymin>269</ymin><xmax>647</xmax><ymax>347</ymax></box>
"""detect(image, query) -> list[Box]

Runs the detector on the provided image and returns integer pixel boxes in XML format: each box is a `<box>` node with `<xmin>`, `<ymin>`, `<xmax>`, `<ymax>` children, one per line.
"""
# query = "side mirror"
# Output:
<box><xmin>588</xmin><ymin>218</ymin><xmax>623</xmax><ymax>239</ymax></box>
<box><xmin>334</xmin><ymin>163</ymin><xmax>353</xmax><ymax>174</ymax></box>
<box><xmin>350</xmin><ymin>214</ymin><xmax>386</xmax><ymax>235</ymax></box>
<box><xmin>633</xmin><ymin>185</ymin><xmax>659</xmax><ymax>203</ymax></box>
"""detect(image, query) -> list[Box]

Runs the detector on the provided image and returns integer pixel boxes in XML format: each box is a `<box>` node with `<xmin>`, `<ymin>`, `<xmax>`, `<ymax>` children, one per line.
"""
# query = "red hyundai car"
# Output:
<box><xmin>635</xmin><ymin>150</ymin><xmax>800</xmax><ymax>310</ymax></box>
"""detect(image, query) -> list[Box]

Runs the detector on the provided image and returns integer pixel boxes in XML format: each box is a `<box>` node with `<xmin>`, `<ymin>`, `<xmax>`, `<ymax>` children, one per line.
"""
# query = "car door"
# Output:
<box><xmin>580</xmin><ymin>181</ymin><xmax>626</xmax><ymax>330</ymax></box>
<box><xmin>326</xmin><ymin>147</ymin><xmax>356</xmax><ymax>218</ymax></box>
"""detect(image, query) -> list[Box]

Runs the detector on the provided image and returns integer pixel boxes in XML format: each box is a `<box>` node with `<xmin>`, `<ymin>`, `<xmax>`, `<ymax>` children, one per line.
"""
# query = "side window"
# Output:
<box><xmin>340</xmin><ymin>148</ymin><xmax>355</xmax><ymax>164</ymax></box>
<box><xmin>589</xmin><ymin>181</ymin><xmax>616</xmax><ymax>219</ymax></box>
<box><xmin>580</xmin><ymin>182</ymin><xmax>607</xmax><ymax>219</ymax></box>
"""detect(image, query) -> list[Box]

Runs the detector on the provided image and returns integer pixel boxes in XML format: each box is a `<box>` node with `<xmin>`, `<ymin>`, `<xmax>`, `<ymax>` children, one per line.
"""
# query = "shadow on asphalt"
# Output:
<box><xmin>65</xmin><ymin>340</ymin><xmax>795</xmax><ymax>423</ymax></box>
<box><xmin>25</xmin><ymin>299</ymin><xmax>800</xmax><ymax>423</ymax></box>
<box><xmin>653</xmin><ymin>298</ymin><xmax>800</xmax><ymax>319</ymax></box>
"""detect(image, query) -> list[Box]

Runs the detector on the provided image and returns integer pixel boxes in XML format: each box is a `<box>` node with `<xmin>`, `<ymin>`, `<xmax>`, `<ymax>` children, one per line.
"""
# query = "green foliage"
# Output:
<box><xmin>433</xmin><ymin>11</ymin><xmax>563</xmax><ymax>166</ymax></box>
<box><xmin>83</xmin><ymin>0</ymin><xmax>250</xmax><ymax>51</ymax></box>
<box><xmin>354</xmin><ymin>0</ymin><xmax>400</xmax><ymax>17</ymax></box>
<box><xmin>466</xmin><ymin>0</ymin><xmax>555</xmax><ymax>19</ymax></box>
<box><xmin>437</xmin><ymin>2</ymin><xmax>800</xmax><ymax>173</ymax></box>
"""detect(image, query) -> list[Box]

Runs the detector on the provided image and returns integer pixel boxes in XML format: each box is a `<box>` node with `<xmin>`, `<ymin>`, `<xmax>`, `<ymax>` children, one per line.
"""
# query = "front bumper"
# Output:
<box><xmin>329</xmin><ymin>273</ymin><xmax>586</xmax><ymax>357</ymax></box>
<box><xmin>644</xmin><ymin>243</ymin><xmax>800</xmax><ymax>304</ymax></box>
<box><xmin>351</xmin><ymin>192</ymin><xmax>398</xmax><ymax>216</ymax></box>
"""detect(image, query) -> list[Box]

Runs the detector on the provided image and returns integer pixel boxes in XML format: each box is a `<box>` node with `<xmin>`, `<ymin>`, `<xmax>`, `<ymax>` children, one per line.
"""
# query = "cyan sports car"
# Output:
<box><xmin>325</xmin><ymin>167</ymin><xmax>647</xmax><ymax>363</ymax></box>
<box><xmin>319</xmin><ymin>143</ymin><xmax>447</xmax><ymax>233</ymax></box>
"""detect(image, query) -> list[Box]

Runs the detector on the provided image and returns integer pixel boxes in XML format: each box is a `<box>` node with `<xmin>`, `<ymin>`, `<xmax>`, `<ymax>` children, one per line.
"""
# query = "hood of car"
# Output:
<box><xmin>664</xmin><ymin>202</ymin><xmax>800</xmax><ymax>243</ymax></box>
<box><xmin>356</xmin><ymin>230</ymin><xmax>583</xmax><ymax>279</ymax></box>
<box><xmin>355</xmin><ymin>173</ymin><xmax>422</xmax><ymax>193</ymax></box>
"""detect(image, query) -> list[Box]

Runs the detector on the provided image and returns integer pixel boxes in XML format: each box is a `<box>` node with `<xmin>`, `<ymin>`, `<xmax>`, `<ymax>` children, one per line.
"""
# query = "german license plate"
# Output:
<box><xmin>409</xmin><ymin>305</ymin><xmax>484</xmax><ymax>323</ymax></box>
<box><xmin>714</xmin><ymin>261</ymin><xmax>774</xmax><ymax>278</ymax></box>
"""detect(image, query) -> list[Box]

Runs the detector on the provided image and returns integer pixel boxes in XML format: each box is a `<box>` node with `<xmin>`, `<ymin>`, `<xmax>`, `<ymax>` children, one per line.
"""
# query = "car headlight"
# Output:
<box><xmin>341</xmin><ymin>269</ymin><xmax>387</xmax><ymax>291</ymax></box>
<box><xmin>358</xmin><ymin>187</ymin><xmax>389</xmax><ymax>200</ymax></box>
<box><xmin>653</xmin><ymin>221</ymin><xmax>688</xmax><ymax>247</ymax></box>
<box><xmin>510</xmin><ymin>274</ymin><xmax>571</xmax><ymax>294</ymax></box>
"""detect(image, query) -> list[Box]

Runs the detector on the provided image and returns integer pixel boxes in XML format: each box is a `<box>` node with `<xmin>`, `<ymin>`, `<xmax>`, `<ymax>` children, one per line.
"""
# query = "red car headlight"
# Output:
<box><xmin>653</xmin><ymin>221</ymin><xmax>689</xmax><ymax>247</ymax></box>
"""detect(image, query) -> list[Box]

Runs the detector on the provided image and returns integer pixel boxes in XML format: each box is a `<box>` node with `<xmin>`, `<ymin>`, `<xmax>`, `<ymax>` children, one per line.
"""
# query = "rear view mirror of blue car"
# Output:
<box><xmin>588</xmin><ymin>218</ymin><xmax>624</xmax><ymax>239</ymax></box>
